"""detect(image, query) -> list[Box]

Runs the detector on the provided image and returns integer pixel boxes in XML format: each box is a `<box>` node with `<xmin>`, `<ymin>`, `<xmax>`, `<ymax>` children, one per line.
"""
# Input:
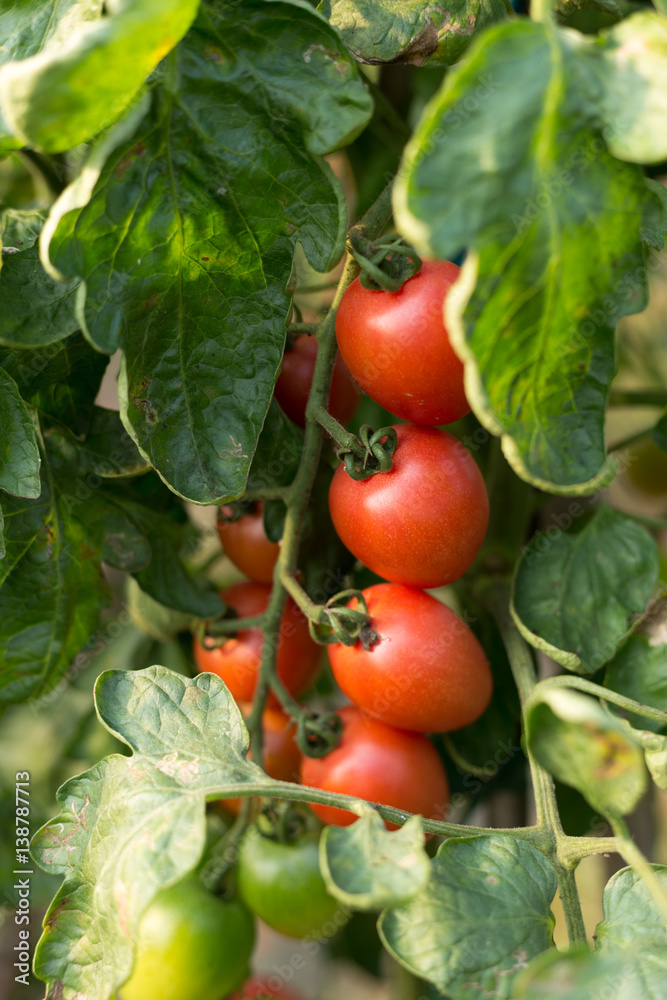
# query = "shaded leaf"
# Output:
<box><xmin>642</xmin><ymin>179</ymin><xmax>667</xmax><ymax>251</ymax></box>
<box><xmin>61</xmin><ymin>405</ymin><xmax>151</xmax><ymax>479</ymax></box>
<box><xmin>0</xmin><ymin>367</ymin><xmax>40</xmax><ymax>498</ymax></box>
<box><xmin>605</xmin><ymin>634</ymin><xmax>667</xmax><ymax>734</ymax></box>
<box><xmin>596</xmin><ymin>865</ymin><xmax>667</xmax><ymax>950</ymax></box>
<box><xmin>526</xmin><ymin>688</ymin><xmax>647</xmax><ymax>817</ymax></box>
<box><xmin>318</xmin><ymin>0</ymin><xmax>507</xmax><ymax>67</ymax></box>
<box><xmin>320</xmin><ymin>809</ymin><xmax>430</xmax><ymax>911</ymax></box>
<box><xmin>0</xmin><ymin>0</ymin><xmax>200</xmax><ymax>152</ymax></box>
<box><xmin>32</xmin><ymin>666</ymin><xmax>273</xmax><ymax>1000</ymax></box>
<box><xmin>394</xmin><ymin>20</ymin><xmax>656</xmax><ymax>492</ymax></box>
<box><xmin>512</xmin><ymin>506</ymin><xmax>658</xmax><ymax>675</ymax></box>
<box><xmin>556</xmin><ymin>0</ymin><xmax>622</xmax><ymax>14</ymax></box>
<box><xmin>44</xmin><ymin>0</ymin><xmax>371</xmax><ymax>503</ymax></box>
<box><xmin>378</xmin><ymin>836</ymin><xmax>556</xmax><ymax>999</ymax></box>
<box><xmin>0</xmin><ymin>209</ymin><xmax>79</xmax><ymax>347</ymax></box>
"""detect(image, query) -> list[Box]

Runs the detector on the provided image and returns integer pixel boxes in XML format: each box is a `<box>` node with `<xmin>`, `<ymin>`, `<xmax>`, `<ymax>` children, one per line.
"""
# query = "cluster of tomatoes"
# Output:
<box><xmin>124</xmin><ymin>260</ymin><xmax>494</xmax><ymax>1000</ymax></box>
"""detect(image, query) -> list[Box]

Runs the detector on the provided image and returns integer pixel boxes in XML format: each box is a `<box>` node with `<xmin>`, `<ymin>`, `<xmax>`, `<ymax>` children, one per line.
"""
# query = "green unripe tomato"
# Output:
<box><xmin>236</xmin><ymin>828</ymin><xmax>347</xmax><ymax>939</ymax></box>
<box><xmin>120</xmin><ymin>876</ymin><xmax>255</xmax><ymax>1000</ymax></box>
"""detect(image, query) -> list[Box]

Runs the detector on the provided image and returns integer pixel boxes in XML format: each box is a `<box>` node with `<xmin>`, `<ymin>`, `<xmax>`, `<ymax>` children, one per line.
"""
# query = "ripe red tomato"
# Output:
<box><xmin>224</xmin><ymin>705</ymin><xmax>301</xmax><ymax>814</ymax></box>
<box><xmin>274</xmin><ymin>333</ymin><xmax>360</xmax><ymax>428</ymax></box>
<box><xmin>217</xmin><ymin>503</ymin><xmax>280</xmax><ymax>584</ymax></box>
<box><xmin>193</xmin><ymin>582</ymin><xmax>321</xmax><ymax>705</ymax></box>
<box><xmin>335</xmin><ymin>259</ymin><xmax>469</xmax><ymax>425</ymax></box>
<box><xmin>300</xmin><ymin>706</ymin><xmax>450</xmax><ymax>828</ymax></box>
<box><xmin>328</xmin><ymin>423</ymin><xmax>489</xmax><ymax>588</ymax></box>
<box><xmin>230</xmin><ymin>977</ymin><xmax>305</xmax><ymax>1000</ymax></box>
<box><xmin>328</xmin><ymin>584</ymin><xmax>492</xmax><ymax>733</ymax></box>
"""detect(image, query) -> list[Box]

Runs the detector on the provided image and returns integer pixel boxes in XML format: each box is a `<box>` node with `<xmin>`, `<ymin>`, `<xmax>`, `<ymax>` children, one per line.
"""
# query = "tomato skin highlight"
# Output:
<box><xmin>328</xmin><ymin>583</ymin><xmax>492</xmax><ymax>733</ymax></box>
<box><xmin>120</xmin><ymin>876</ymin><xmax>255</xmax><ymax>1000</ymax></box>
<box><xmin>193</xmin><ymin>582</ymin><xmax>321</xmax><ymax>705</ymax></box>
<box><xmin>275</xmin><ymin>333</ymin><xmax>360</xmax><ymax>428</ymax></box>
<box><xmin>335</xmin><ymin>259</ymin><xmax>469</xmax><ymax>426</ymax></box>
<box><xmin>217</xmin><ymin>502</ymin><xmax>280</xmax><ymax>584</ymax></box>
<box><xmin>237</xmin><ymin>829</ymin><xmax>345</xmax><ymax>939</ymax></box>
<box><xmin>300</xmin><ymin>706</ymin><xmax>450</xmax><ymax>828</ymax></box>
<box><xmin>328</xmin><ymin>423</ymin><xmax>489</xmax><ymax>588</ymax></box>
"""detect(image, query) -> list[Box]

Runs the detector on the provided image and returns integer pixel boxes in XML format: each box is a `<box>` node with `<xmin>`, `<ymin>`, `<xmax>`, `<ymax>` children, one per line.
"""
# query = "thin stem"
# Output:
<box><xmin>313</xmin><ymin>404</ymin><xmax>364</xmax><ymax>455</ymax></box>
<box><xmin>559</xmin><ymin>836</ymin><xmax>617</xmax><ymax>863</ymax></box>
<box><xmin>530</xmin><ymin>0</ymin><xmax>555</xmax><ymax>21</ymax></box>
<box><xmin>538</xmin><ymin>674</ymin><xmax>667</xmax><ymax>727</ymax></box>
<box><xmin>246</xmin><ymin>585</ymin><xmax>288</xmax><ymax>769</ymax></box>
<box><xmin>206</xmin><ymin>614</ymin><xmax>267</xmax><ymax>636</ymax></box>
<box><xmin>611</xmin><ymin>817</ymin><xmax>667</xmax><ymax>929</ymax></box>
<box><xmin>210</xmin><ymin>780</ymin><xmax>542</xmax><ymax>842</ymax></box>
<box><xmin>554</xmin><ymin>864</ymin><xmax>588</xmax><ymax>946</ymax></box>
<box><xmin>241</xmin><ymin>487</ymin><xmax>291</xmax><ymax>503</ymax></box>
<box><xmin>609</xmin><ymin>426</ymin><xmax>651</xmax><ymax>453</ymax></box>
<box><xmin>288</xmin><ymin>322</ymin><xmax>319</xmax><ymax>334</ymax></box>
<box><xmin>608</xmin><ymin>389</ymin><xmax>667</xmax><ymax>408</ymax></box>
<box><xmin>279</xmin><ymin>569</ymin><xmax>324</xmax><ymax>623</ymax></box>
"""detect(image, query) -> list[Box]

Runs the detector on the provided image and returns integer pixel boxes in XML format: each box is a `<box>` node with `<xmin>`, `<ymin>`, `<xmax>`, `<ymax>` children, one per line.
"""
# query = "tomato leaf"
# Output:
<box><xmin>581</xmin><ymin>12</ymin><xmax>667</xmax><ymax>165</ymax></box>
<box><xmin>512</xmin><ymin>505</ymin><xmax>658</xmax><ymax>675</ymax></box>
<box><xmin>0</xmin><ymin>0</ymin><xmax>104</xmax><ymax>151</ymax></box>
<box><xmin>42</xmin><ymin>0</ymin><xmax>372</xmax><ymax>504</ymax></box>
<box><xmin>31</xmin><ymin>666</ymin><xmax>273</xmax><ymax>1000</ymax></box>
<box><xmin>513</xmin><ymin>945</ymin><xmax>667</xmax><ymax>1000</ymax></box>
<box><xmin>320</xmin><ymin>808</ymin><xmax>430</xmax><ymax>911</ymax></box>
<box><xmin>525</xmin><ymin>688</ymin><xmax>647</xmax><ymax>817</ymax></box>
<box><xmin>0</xmin><ymin>0</ymin><xmax>200</xmax><ymax>152</ymax></box>
<box><xmin>605</xmin><ymin>634</ymin><xmax>667</xmax><ymax>734</ymax></box>
<box><xmin>394</xmin><ymin>20</ymin><xmax>657</xmax><ymax>493</ymax></box>
<box><xmin>0</xmin><ymin>368</ymin><xmax>40</xmax><ymax>499</ymax></box>
<box><xmin>597</xmin><ymin>865</ymin><xmax>667</xmax><ymax>949</ymax></box>
<box><xmin>378</xmin><ymin>835</ymin><xmax>556</xmax><ymax>999</ymax></box>
<box><xmin>0</xmin><ymin>209</ymin><xmax>80</xmax><ymax>347</ymax></box>
<box><xmin>318</xmin><ymin>0</ymin><xmax>507</xmax><ymax>67</ymax></box>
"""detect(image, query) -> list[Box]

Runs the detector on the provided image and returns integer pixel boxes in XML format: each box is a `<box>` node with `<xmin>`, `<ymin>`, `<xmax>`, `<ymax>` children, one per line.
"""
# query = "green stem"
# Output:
<box><xmin>288</xmin><ymin>322</ymin><xmax>319</xmax><ymax>334</ymax></box>
<box><xmin>279</xmin><ymin>569</ymin><xmax>324</xmax><ymax>624</ymax></box>
<box><xmin>485</xmin><ymin>580</ymin><xmax>587</xmax><ymax>946</ymax></box>
<box><xmin>538</xmin><ymin>674</ymin><xmax>667</xmax><ymax>727</ymax></box>
<box><xmin>241</xmin><ymin>487</ymin><xmax>291</xmax><ymax>503</ymax></box>
<box><xmin>608</xmin><ymin>426</ymin><xmax>652</xmax><ymax>453</ymax></box>
<box><xmin>530</xmin><ymin>0</ymin><xmax>556</xmax><ymax>21</ymax></box>
<box><xmin>314</xmin><ymin>404</ymin><xmax>365</xmax><ymax>455</ymax></box>
<box><xmin>559</xmin><ymin>836</ymin><xmax>617</xmax><ymax>863</ymax></box>
<box><xmin>610</xmin><ymin>817</ymin><xmax>667</xmax><ymax>929</ymax></box>
<box><xmin>206</xmin><ymin>614</ymin><xmax>267</xmax><ymax>636</ymax></box>
<box><xmin>608</xmin><ymin>390</ymin><xmax>667</xmax><ymax>408</ymax></box>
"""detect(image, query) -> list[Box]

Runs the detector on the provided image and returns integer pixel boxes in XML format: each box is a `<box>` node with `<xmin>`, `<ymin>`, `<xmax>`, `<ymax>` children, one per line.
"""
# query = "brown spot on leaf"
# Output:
<box><xmin>204</xmin><ymin>44</ymin><xmax>222</xmax><ymax>63</ymax></box>
<box><xmin>115</xmin><ymin>142</ymin><xmax>147</xmax><ymax>179</ymax></box>
<box><xmin>44</xmin><ymin>897</ymin><xmax>71</xmax><ymax>932</ymax></box>
<box><xmin>353</xmin><ymin>9</ymin><xmax>477</xmax><ymax>67</ymax></box>
<box><xmin>201</xmin><ymin>256</ymin><xmax>210</xmax><ymax>261</ymax></box>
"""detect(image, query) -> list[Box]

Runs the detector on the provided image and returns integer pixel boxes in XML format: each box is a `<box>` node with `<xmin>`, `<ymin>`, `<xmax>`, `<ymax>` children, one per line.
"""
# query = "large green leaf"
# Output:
<box><xmin>582</xmin><ymin>12</ymin><xmax>667</xmax><ymax>164</ymax></box>
<box><xmin>605</xmin><ymin>634</ymin><xmax>667</xmax><ymax>734</ymax></box>
<box><xmin>320</xmin><ymin>809</ymin><xmax>430</xmax><ymax>912</ymax></box>
<box><xmin>526</xmin><ymin>689</ymin><xmax>647</xmax><ymax>817</ymax></box>
<box><xmin>0</xmin><ymin>209</ymin><xmax>80</xmax><ymax>347</ymax></box>
<box><xmin>0</xmin><ymin>0</ymin><xmax>103</xmax><ymax>149</ymax></box>
<box><xmin>0</xmin><ymin>367</ymin><xmax>40</xmax><ymax>498</ymax></box>
<box><xmin>0</xmin><ymin>0</ymin><xmax>200</xmax><ymax>152</ymax></box>
<box><xmin>512</xmin><ymin>505</ymin><xmax>658</xmax><ymax>675</ymax></box>
<box><xmin>596</xmin><ymin>865</ymin><xmax>667</xmax><ymax>950</ymax></box>
<box><xmin>378</xmin><ymin>836</ymin><xmax>556</xmax><ymax>999</ymax></box>
<box><xmin>32</xmin><ymin>666</ymin><xmax>273</xmax><ymax>1000</ymax></box>
<box><xmin>42</xmin><ymin>0</ymin><xmax>371</xmax><ymax>503</ymax></box>
<box><xmin>394</xmin><ymin>20</ymin><xmax>656</xmax><ymax>493</ymax></box>
<box><xmin>318</xmin><ymin>0</ymin><xmax>507</xmax><ymax>66</ymax></box>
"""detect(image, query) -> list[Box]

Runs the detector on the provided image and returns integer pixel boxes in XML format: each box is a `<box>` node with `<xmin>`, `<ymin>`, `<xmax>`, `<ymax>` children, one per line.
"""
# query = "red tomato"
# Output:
<box><xmin>328</xmin><ymin>424</ymin><xmax>489</xmax><ymax>588</ymax></box>
<box><xmin>328</xmin><ymin>584</ymin><xmax>492</xmax><ymax>733</ymax></box>
<box><xmin>300</xmin><ymin>706</ymin><xmax>450</xmax><ymax>828</ymax></box>
<box><xmin>335</xmin><ymin>259</ymin><xmax>469</xmax><ymax>425</ymax></box>
<box><xmin>217</xmin><ymin>503</ymin><xmax>280</xmax><ymax>584</ymax></box>
<box><xmin>224</xmin><ymin>705</ymin><xmax>301</xmax><ymax>814</ymax></box>
<box><xmin>193</xmin><ymin>582</ymin><xmax>321</xmax><ymax>705</ymax></box>
<box><xmin>230</xmin><ymin>977</ymin><xmax>305</xmax><ymax>1000</ymax></box>
<box><xmin>275</xmin><ymin>333</ymin><xmax>360</xmax><ymax>428</ymax></box>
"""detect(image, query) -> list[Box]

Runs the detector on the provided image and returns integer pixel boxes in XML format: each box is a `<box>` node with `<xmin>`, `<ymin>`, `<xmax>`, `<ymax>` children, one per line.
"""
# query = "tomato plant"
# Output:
<box><xmin>327</xmin><ymin>583</ymin><xmax>493</xmax><ymax>732</ymax></box>
<box><xmin>3</xmin><ymin>2</ymin><xmax>667</xmax><ymax>999</ymax></box>
<box><xmin>329</xmin><ymin>423</ymin><xmax>490</xmax><ymax>588</ymax></box>
<box><xmin>237</xmin><ymin>826</ymin><xmax>345</xmax><ymax>938</ymax></box>
<box><xmin>335</xmin><ymin>258</ymin><xmax>469</xmax><ymax>425</ymax></box>
<box><xmin>274</xmin><ymin>333</ymin><xmax>359</xmax><ymax>428</ymax></box>
<box><xmin>120</xmin><ymin>876</ymin><xmax>255</xmax><ymax>1000</ymax></box>
<box><xmin>217</xmin><ymin>503</ymin><xmax>280</xmax><ymax>584</ymax></box>
<box><xmin>193</xmin><ymin>581</ymin><xmax>321</xmax><ymax>703</ymax></box>
<box><xmin>301</xmin><ymin>706</ymin><xmax>451</xmax><ymax>827</ymax></box>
